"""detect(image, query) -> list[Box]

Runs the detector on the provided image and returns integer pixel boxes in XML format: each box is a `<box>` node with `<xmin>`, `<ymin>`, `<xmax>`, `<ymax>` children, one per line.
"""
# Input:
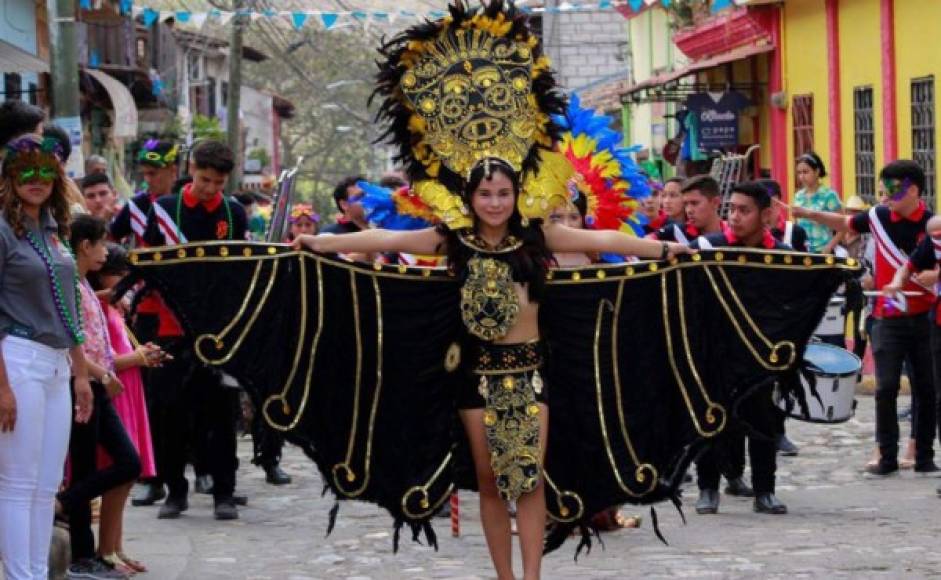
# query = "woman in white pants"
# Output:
<box><xmin>0</xmin><ymin>134</ymin><xmax>93</xmax><ymax>580</ymax></box>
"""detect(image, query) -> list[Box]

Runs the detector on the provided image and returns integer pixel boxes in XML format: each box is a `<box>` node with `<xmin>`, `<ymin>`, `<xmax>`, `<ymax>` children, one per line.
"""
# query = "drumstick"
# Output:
<box><xmin>862</xmin><ymin>291</ymin><xmax>924</xmax><ymax>297</ymax></box>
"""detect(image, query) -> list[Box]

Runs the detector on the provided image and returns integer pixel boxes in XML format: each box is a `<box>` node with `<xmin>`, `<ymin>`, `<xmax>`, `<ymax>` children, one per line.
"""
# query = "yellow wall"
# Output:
<box><xmin>838</xmin><ymin>0</ymin><xmax>882</xmax><ymax>201</ymax></box>
<box><xmin>783</xmin><ymin>0</ymin><xmax>830</xmax><ymax>196</ymax></box>
<box><xmin>895</xmin><ymin>0</ymin><xmax>941</xmax><ymax>206</ymax></box>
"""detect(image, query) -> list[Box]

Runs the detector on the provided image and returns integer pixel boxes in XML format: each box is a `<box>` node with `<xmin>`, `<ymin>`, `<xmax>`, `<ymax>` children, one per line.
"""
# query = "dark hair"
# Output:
<box><xmin>731</xmin><ymin>181</ymin><xmax>772</xmax><ymax>210</ymax></box>
<box><xmin>437</xmin><ymin>158</ymin><xmax>553</xmax><ymax>302</ymax></box>
<box><xmin>332</xmin><ymin>175</ymin><xmax>366</xmax><ymax>213</ymax></box>
<box><xmin>378</xmin><ymin>174</ymin><xmax>408</xmax><ymax>189</ymax></box>
<box><xmin>756</xmin><ymin>178</ymin><xmax>782</xmax><ymax>199</ymax></box>
<box><xmin>172</xmin><ymin>176</ymin><xmax>193</xmax><ymax>195</ymax></box>
<box><xmin>191</xmin><ymin>140</ymin><xmax>235</xmax><ymax>174</ymax></box>
<box><xmin>680</xmin><ymin>175</ymin><xmax>720</xmax><ymax>198</ymax></box>
<box><xmin>796</xmin><ymin>151</ymin><xmax>827</xmax><ymax>178</ymax></box>
<box><xmin>571</xmin><ymin>190</ymin><xmax>588</xmax><ymax>219</ymax></box>
<box><xmin>88</xmin><ymin>242</ymin><xmax>129</xmax><ymax>291</ymax></box>
<box><xmin>0</xmin><ymin>100</ymin><xmax>45</xmax><ymax>148</ymax></box>
<box><xmin>69</xmin><ymin>214</ymin><xmax>108</xmax><ymax>251</ymax></box>
<box><xmin>664</xmin><ymin>177</ymin><xmax>685</xmax><ymax>187</ymax></box>
<box><xmin>80</xmin><ymin>172</ymin><xmax>112</xmax><ymax>191</ymax></box>
<box><xmin>42</xmin><ymin>125</ymin><xmax>72</xmax><ymax>161</ymax></box>
<box><xmin>880</xmin><ymin>159</ymin><xmax>926</xmax><ymax>195</ymax></box>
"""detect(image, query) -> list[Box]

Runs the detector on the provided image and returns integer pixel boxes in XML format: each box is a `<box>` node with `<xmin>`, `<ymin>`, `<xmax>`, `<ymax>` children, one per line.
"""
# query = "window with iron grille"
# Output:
<box><xmin>912</xmin><ymin>76</ymin><xmax>936</xmax><ymax>210</ymax></box>
<box><xmin>792</xmin><ymin>94</ymin><xmax>814</xmax><ymax>158</ymax></box>
<box><xmin>854</xmin><ymin>86</ymin><xmax>876</xmax><ymax>204</ymax></box>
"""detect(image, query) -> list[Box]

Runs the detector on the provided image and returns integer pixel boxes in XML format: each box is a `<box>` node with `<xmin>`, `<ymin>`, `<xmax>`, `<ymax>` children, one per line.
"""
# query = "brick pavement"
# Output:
<box><xmin>117</xmin><ymin>395</ymin><xmax>941</xmax><ymax>579</ymax></box>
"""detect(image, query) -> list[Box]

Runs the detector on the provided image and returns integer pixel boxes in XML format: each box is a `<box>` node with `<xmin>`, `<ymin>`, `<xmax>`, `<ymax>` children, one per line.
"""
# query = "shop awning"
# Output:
<box><xmin>85</xmin><ymin>69</ymin><xmax>138</xmax><ymax>140</ymax></box>
<box><xmin>580</xmin><ymin>42</ymin><xmax>774</xmax><ymax>111</ymax></box>
<box><xmin>0</xmin><ymin>40</ymin><xmax>48</xmax><ymax>74</ymax></box>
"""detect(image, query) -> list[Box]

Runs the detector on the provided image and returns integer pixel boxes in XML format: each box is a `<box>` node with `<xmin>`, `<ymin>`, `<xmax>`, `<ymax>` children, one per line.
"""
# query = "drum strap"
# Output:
<box><xmin>783</xmin><ymin>221</ymin><xmax>793</xmax><ymax>247</ymax></box>
<box><xmin>673</xmin><ymin>223</ymin><xmax>689</xmax><ymax>245</ymax></box>
<box><xmin>694</xmin><ymin>235</ymin><xmax>713</xmax><ymax>250</ymax></box>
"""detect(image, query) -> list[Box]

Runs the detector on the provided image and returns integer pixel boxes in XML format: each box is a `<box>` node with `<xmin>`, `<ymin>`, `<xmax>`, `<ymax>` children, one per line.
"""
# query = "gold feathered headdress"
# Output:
<box><xmin>373</xmin><ymin>0</ymin><xmax>572</xmax><ymax>229</ymax></box>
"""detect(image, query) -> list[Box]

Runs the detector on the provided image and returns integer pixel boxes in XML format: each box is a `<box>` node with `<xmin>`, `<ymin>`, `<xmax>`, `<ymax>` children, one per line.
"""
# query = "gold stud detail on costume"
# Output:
<box><xmin>219</xmin><ymin>247</ymin><xmax>229</xmax><ymax>257</ymax></box>
<box><xmin>177</xmin><ymin>249</ymin><xmax>186</xmax><ymax>259</ymax></box>
<box><xmin>826</xmin><ymin>256</ymin><xmax>835</xmax><ymax>265</ymax></box>
<box><xmin>346</xmin><ymin>470</ymin><xmax>356</xmax><ymax>483</ymax></box>
<box><xmin>484</xmin><ymin>410</ymin><xmax>497</xmax><ymax>426</ymax></box>
<box><xmin>847</xmin><ymin>258</ymin><xmax>857</xmax><ymax>267</ymax></box>
<box><xmin>398</xmin><ymin>264</ymin><xmax>408</xmax><ymax>274</ymax></box>
<box><xmin>532</xmin><ymin>371</ymin><xmax>543</xmax><ymax>394</ymax></box>
<box><xmin>502</xmin><ymin>376</ymin><xmax>515</xmax><ymax>391</ymax></box>
<box><xmin>546</xmin><ymin>270</ymin><xmax>554</xmax><ymax>280</ymax></box>
<box><xmin>444</xmin><ymin>342</ymin><xmax>461</xmax><ymax>372</ymax></box>
<box><xmin>215</xmin><ymin>339</ymin><xmax>223</xmax><ymax>350</ymax></box>
<box><xmin>737</xmin><ymin>255</ymin><xmax>747</xmax><ymax>264</ymax></box>
<box><xmin>521</xmin><ymin>216</ymin><xmax>530</xmax><ymax>227</ymax></box>
<box><xmin>282</xmin><ymin>400</ymin><xmax>291</xmax><ymax>415</ymax></box>
<box><xmin>196</xmin><ymin>247</ymin><xmax>206</xmax><ymax>258</ymax></box>
<box><xmin>784</xmin><ymin>255</ymin><xmax>792</xmax><ymax>264</ymax></box>
<box><xmin>422</xmin><ymin>269</ymin><xmax>431</xmax><ymax>277</ymax></box>
<box><xmin>373</xmin><ymin>261</ymin><xmax>383</xmax><ymax>271</ymax></box>
<box><xmin>572</xmin><ymin>271</ymin><xmax>581</xmax><ymax>281</ymax></box>
<box><xmin>560</xmin><ymin>506</ymin><xmax>570</xmax><ymax>517</ymax></box>
<box><xmin>596</xmin><ymin>269</ymin><xmax>606</xmax><ymax>280</ymax></box>
<box><xmin>715</xmin><ymin>252</ymin><xmax>724</xmax><ymax>261</ymax></box>
<box><xmin>769</xmin><ymin>352</ymin><xmax>779</xmax><ymax>364</ymax></box>
<box><xmin>649</xmin><ymin>263</ymin><xmax>658</xmax><ymax>272</ymax></box>
<box><xmin>267</xmin><ymin>246</ymin><xmax>277</xmax><ymax>255</ymax></box>
<box><xmin>153</xmin><ymin>252</ymin><xmax>162</xmax><ymax>262</ymax></box>
<box><xmin>692</xmin><ymin>253</ymin><xmax>702</xmax><ymax>262</ymax></box>
<box><xmin>420</xmin><ymin>498</ymin><xmax>430</xmax><ymax>509</ymax></box>
<box><xmin>243</xmin><ymin>247</ymin><xmax>252</xmax><ymax>257</ymax></box>
<box><xmin>130</xmin><ymin>253</ymin><xmax>139</xmax><ymax>264</ymax></box>
<box><xmin>527</xmin><ymin>404</ymin><xmax>540</xmax><ymax>416</ymax></box>
<box><xmin>764</xmin><ymin>254</ymin><xmax>773</xmax><ymax>264</ymax></box>
<box><xmin>803</xmin><ymin>256</ymin><xmax>813</xmax><ymax>266</ymax></box>
<box><xmin>626</xmin><ymin>266</ymin><xmax>634</xmax><ymax>276</ymax></box>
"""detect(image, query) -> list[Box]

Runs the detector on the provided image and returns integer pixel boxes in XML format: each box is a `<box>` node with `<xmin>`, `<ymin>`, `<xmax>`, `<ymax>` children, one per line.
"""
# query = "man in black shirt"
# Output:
<box><xmin>691</xmin><ymin>182</ymin><xmax>790</xmax><ymax>516</ymax></box>
<box><xmin>144</xmin><ymin>140</ymin><xmax>248</xmax><ymax>521</ymax></box>
<box><xmin>321</xmin><ymin>175</ymin><xmax>367</xmax><ymax>234</ymax></box>
<box><xmin>760</xmin><ymin>178</ymin><xmax>808</xmax><ymax>253</ymax></box>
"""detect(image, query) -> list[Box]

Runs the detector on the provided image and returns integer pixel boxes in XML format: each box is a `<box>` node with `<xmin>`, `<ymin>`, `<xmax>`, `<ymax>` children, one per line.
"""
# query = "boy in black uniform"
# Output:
<box><xmin>691</xmin><ymin>181</ymin><xmax>790</xmax><ymax>515</ymax></box>
<box><xmin>760</xmin><ymin>178</ymin><xmax>809</xmax><ymax>253</ymax></box>
<box><xmin>144</xmin><ymin>140</ymin><xmax>248</xmax><ymax>520</ymax></box>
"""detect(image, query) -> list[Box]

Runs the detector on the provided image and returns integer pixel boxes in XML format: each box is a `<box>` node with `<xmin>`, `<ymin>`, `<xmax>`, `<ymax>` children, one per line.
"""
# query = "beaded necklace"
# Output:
<box><xmin>175</xmin><ymin>192</ymin><xmax>233</xmax><ymax>240</ymax></box>
<box><xmin>24</xmin><ymin>228</ymin><xmax>85</xmax><ymax>345</ymax></box>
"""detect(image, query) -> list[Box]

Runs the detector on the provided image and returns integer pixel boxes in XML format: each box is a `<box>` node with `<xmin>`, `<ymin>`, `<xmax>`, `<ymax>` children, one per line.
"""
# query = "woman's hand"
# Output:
<box><xmin>135</xmin><ymin>343</ymin><xmax>166</xmax><ymax>368</ymax></box>
<box><xmin>665</xmin><ymin>242</ymin><xmax>696</xmax><ymax>260</ymax></box>
<box><xmin>104</xmin><ymin>374</ymin><xmax>125</xmax><ymax>400</ymax></box>
<box><xmin>0</xmin><ymin>386</ymin><xmax>16</xmax><ymax>432</ymax></box>
<box><xmin>73</xmin><ymin>377</ymin><xmax>93</xmax><ymax>423</ymax></box>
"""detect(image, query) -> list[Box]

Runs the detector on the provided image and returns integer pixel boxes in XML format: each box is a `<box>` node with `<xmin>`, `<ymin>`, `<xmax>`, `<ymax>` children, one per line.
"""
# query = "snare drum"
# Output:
<box><xmin>776</xmin><ymin>343</ymin><xmax>860</xmax><ymax>423</ymax></box>
<box><xmin>814</xmin><ymin>297</ymin><xmax>846</xmax><ymax>337</ymax></box>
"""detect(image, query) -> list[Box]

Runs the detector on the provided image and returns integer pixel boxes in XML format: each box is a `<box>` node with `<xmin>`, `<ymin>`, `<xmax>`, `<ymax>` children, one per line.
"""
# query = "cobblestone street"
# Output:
<box><xmin>121</xmin><ymin>396</ymin><xmax>941</xmax><ymax>579</ymax></box>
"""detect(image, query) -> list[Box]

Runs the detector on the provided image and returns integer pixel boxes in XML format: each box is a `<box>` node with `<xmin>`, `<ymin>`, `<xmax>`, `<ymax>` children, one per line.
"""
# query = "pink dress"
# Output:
<box><xmin>97</xmin><ymin>301</ymin><xmax>156</xmax><ymax>477</ymax></box>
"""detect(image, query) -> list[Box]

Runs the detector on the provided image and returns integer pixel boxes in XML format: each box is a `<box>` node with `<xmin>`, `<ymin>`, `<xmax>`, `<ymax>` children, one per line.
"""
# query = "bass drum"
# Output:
<box><xmin>776</xmin><ymin>342</ymin><xmax>860</xmax><ymax>423</ymax></box>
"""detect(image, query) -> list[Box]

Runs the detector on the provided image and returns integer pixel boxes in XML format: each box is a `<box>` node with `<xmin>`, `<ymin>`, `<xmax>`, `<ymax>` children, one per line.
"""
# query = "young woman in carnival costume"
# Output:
<box><xmin>123</xmin><ymin>3</ymin><xmax>855</xmax><ymax>577</ymax></box>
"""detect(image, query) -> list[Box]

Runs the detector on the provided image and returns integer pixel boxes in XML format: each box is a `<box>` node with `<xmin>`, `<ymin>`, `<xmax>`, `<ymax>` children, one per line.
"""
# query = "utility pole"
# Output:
<box><xmin>226</xmin><ymin>0</ymin><xmax>246</xmax><ymax>193</ymax></box>
<box><xmin>46</xmin><ymin>0</ymin><xmax>82</xmax><ymax>176</ymax></box>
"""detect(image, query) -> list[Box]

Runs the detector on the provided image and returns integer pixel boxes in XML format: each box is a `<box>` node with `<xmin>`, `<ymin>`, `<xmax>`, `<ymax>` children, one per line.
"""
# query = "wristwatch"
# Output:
<box><xmin>101</xmin><ymin>372</ymin><xmax>115</xmax><ymax>386</ymax></box>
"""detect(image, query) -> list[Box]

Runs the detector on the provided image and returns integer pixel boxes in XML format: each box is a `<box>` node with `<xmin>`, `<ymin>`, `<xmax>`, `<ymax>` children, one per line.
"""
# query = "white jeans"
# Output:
<box><xmin>0</xmin><ymin>337</ymin><xmax>72</xmax><ymax>580</ymax></box>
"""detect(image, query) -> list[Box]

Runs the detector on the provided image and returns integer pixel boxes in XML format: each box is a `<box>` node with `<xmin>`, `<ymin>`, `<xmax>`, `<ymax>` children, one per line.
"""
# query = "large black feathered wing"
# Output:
<box><xmin>126</xmin><ymin>242</ymin><xmax>465</xmax><ymax>542</ymax></box>
<box><xmin>540</xmin><ymin>249</ymin><xmax>858</xmax><ymax>550</ymax></box>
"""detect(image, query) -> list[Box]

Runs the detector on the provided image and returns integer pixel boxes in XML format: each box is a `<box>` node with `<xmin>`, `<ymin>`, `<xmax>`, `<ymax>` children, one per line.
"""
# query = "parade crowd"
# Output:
<box><xmin>0</xmin><ymin>92</ymin><xmax>940</xmax><ymax>580</ymax></box>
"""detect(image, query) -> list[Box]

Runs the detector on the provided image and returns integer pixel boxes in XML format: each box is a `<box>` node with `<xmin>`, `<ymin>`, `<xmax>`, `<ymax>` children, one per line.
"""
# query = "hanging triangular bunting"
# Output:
<box><xmin>321</xmin><ymin>13</ymin><xmax>339</xmax><ymax>29</ymax></box>
<box><xmin>662</xmin><ymin>0</ymin><xmax>672</xmax><ymax>7</ymax></box>
<box><xmin>79</xmin><ymin>0</ymin><xmax>92</xmax><ymax>9</ymax></box>
<box><xmin>712</xmin><ymin>0</ymin><xmax>732</xmax><ymax>11</ymax></box>
<box><xmin>291</xmin><ymin>11</ymin><xmax>308</xmax><ymax>29</ymax></box>
<box><xmin>175</xmin><ymin>11</ymin><xmax>191</xmax><ymax>23</ymax></box>
<box><xmin>372</xmin><ymin>11</ymin><xmax>389</xmax><ymax>22</ymax></box>
<box><xmin>599</xmin><ymin>0</ymin><xmax>613</xmax><ymax>8</ymax></box>
<box><xmin>629</xmin><ymin>0</ymin><xmax>643</xmax><ymax>11</ymax></box>
<box><xmin>352</xmin><ymin>11</ymin><xmax>367</xmax><ymax>21</ymax></box>
<box><xmin>119</xmin><ymin>0</ymin><xmax>132</xmax><ymax>15</ymax></box>
<box><xmin>142</xmin><ymin>7</ymin><xmax>158</xmax><ymax>26</ymax></box>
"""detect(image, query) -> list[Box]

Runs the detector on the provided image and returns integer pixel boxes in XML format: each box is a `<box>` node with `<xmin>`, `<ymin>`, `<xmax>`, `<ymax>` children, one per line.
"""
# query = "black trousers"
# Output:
<box><xmin>872</xmin><ymin>316</ymin><xmax>935</xmax><ymax>467</ymax></box>
<box><xmin>61</xmin><ymin>381</ymin><xmax>141</xmax><ymax>561</ymax></box>
<box><xmin>252</xmin><ymin>411</ymin><xmax>285</xmax><ymax>469</ymax></box>
<box><xmin>927</xmin><ymin>320</ymin><xmax>941</xmax><ymax>450</ymax></box>
<box><xmin>697</xmin><ymin>390</ymin><xmax>781</xmax><ymax>495</ymax></box>
<box><xmin>152</xmin><ymin>352</ymin><xmax>240</xmax><ymax>500</ymax></box>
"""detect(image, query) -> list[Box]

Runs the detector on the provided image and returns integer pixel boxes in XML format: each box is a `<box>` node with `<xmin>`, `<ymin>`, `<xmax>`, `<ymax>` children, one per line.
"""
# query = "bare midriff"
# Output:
<box><xmin>493</xmin><ymin>282</ymin><xmax>540</xmax><ymax>345</ymax></box>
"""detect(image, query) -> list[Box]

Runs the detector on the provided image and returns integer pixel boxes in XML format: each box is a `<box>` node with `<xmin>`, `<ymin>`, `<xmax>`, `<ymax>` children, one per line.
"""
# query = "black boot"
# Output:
<box><xmin>777</xmin><ymin>434</ymin><xmax>800</xmax><ymax>456</ymax></box>
<box><xmin>753</xmin><ymin>493</ymin><xmax>787</xmax><ymax>514</ymax></box>
<box><xmin>157</xmin><ymin>494</ymin><xmax>189</xmax><ymax>519</ymax></box>
<box><xmin>214</xmin><ymin>496</ymin><xmax>239</xmax><ymax>520</ymax></box>
<box><xmin>264</xmin><ymin>465</ymin><xmax>292</xmax><ymax>485</ymax></box>
<box><xmin>695</xmin><ymin>489</ymin><xmax>719</xmax><ymax>514</ymax></box>
<box><xmin>131</xmin><ymin>482</ymin><xmax>166</xmax><ymax>507</ymax></box>
<box><xmin>723</xmin><ymin>477</ymin><xmax>755</xmax><ymax>497</ymax></box>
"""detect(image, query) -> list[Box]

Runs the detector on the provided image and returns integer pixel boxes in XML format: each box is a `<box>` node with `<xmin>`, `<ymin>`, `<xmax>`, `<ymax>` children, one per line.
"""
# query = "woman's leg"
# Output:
<box><xmin>515</xmin><ymin>403</ymin><xmax>548</xmax><ymax>580</ymax></box>
<box><xmin>98</xmin><ymin>482</ymin><xmax>132</xmax><ymax>555</ymax></box>
<box><xmin>461</xmin><ymin>408</ymin><xmax>515</xmax><ymax>580</ymax></box>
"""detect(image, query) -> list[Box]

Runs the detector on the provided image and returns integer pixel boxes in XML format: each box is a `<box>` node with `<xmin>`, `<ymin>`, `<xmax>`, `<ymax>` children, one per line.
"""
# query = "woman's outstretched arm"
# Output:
<box><xmin>543</xmin><ymin>222</ymin><xmax>694</xmax><ymax>259</ymax></box>
<box><xmin>292</xmin><ymin>227</ymin><xmax>445</xmax><ymax>256</ymax></box>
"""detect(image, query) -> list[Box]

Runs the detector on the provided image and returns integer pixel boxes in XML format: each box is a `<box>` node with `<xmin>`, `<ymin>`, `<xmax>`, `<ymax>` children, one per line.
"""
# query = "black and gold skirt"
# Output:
<box><xmin>463</xmin><ymin>340</ymin><xmax>547</xmax><ymax>502</ymax></box>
